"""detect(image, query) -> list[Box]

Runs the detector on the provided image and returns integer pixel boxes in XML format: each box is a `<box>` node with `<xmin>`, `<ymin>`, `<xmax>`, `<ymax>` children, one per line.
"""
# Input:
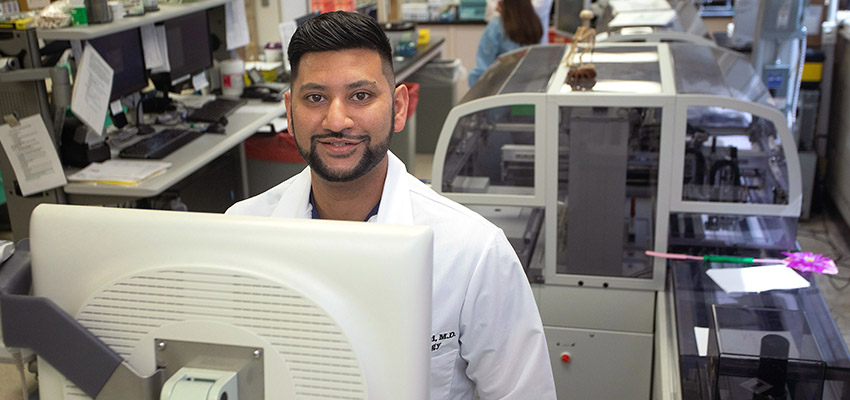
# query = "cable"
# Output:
<box><xmin>8</xmin><ymin>347</ymin><xmax>28</xmax><ymax>400</ymax></box>
<box><xmin>826</xmin><ymin>271</ymin><xmax>850</xmax><ymax>291</ymax></box>
<box><xmin>135</xmin><ymin>94</ymin><xmax>143</xmax><ymax>127</ymax></box>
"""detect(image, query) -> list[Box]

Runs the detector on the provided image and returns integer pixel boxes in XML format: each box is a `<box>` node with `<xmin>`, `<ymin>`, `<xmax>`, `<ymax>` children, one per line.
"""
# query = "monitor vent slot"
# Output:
<box><xmin>64</xmin><ymin>267</ymin><xmax>366</xmax><ymax>399</ymax></box>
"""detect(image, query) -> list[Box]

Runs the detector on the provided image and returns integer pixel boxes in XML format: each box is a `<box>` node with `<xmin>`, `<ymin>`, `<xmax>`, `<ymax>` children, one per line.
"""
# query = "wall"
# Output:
<box><xmin>253</xmin><ymin>0</ymin><xmax>308</xmax><ymax>54</ymax></box>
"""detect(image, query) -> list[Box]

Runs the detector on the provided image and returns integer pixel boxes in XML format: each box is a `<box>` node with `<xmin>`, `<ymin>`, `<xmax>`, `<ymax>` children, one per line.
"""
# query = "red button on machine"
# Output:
<box><xmin>560</xmin><ymin>352</ymin><xmax>571</xmax><ymax>363</ymax></box>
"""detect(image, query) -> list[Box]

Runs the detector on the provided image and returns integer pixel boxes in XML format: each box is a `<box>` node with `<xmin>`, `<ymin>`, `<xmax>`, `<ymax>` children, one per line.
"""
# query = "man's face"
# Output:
<box><xmin>285</xmin><ymin>49</ymin><xmax>407</xmax><ymax>183</ymax></box>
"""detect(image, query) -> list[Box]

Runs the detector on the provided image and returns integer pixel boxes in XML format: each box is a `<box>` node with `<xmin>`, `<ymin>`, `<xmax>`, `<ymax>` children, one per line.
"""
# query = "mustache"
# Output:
<box><xmin>310</xmin><ymin>131</ymin><xmax>370</xmax><ymax>142</ymax></box>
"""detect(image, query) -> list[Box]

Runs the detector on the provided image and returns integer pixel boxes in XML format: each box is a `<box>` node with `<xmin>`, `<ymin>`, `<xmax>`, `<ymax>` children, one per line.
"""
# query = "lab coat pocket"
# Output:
<box><xmin>429</xmin><ymin>349</ymin><xmax>458</xmax><ymax>400</ymax></box>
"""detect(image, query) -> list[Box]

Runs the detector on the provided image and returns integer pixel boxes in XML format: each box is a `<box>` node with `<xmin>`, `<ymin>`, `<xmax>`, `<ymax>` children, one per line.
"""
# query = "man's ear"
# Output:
<box><xmin>393</xmin><ymin>84</ymin><xmax>410</xmax><ymax>133</ymax></box>
<box><xmin>284</xmin><ymin>90</ymin><xmax>294</xmax><ymax>137</ymax></box>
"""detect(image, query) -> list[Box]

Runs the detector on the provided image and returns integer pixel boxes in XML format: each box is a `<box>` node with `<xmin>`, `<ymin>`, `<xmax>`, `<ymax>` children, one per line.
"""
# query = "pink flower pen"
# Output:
<box><xmin>646</xmin><ymin>250</ymin><xmax>839</xmax><ymax>275</ymax></box>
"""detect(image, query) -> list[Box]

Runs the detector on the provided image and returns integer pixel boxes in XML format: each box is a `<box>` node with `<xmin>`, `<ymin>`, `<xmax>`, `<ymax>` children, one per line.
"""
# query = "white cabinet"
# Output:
<box><xmin>546</xmin><ymin>326</ymin><xmax>653</xmax><ymax>400</ymax></box>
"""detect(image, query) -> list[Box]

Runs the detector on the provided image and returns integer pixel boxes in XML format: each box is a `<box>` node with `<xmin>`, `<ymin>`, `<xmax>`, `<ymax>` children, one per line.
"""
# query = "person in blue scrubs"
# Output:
<box><xmin>469</xmin><ymin>0</ymin><xmax>543</xmax><ymax>86</ymax></box>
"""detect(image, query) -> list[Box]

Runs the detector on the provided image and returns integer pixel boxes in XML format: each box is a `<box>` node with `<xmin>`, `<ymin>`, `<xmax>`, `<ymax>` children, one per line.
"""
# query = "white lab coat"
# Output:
<box><xmin>226</xmin><ymin>152</ymin><xmax>556</xmax><ymax>400</ymax></box>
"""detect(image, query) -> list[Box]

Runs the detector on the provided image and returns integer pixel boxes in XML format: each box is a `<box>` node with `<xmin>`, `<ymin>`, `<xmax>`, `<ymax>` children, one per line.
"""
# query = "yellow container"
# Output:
<box><xmin>417</xmin><ymin>28</ymin><xmax>430</xmax><ymax>46</ymax></box>
<box><xmin>802</xmin><ymin>62</ymin><xmax>823</xmax><ymax>83</ymax></box>
<box><xmin>244</xmin><ymin>61</ymin><xmax>283</xmax><ymax>84</ymax></box>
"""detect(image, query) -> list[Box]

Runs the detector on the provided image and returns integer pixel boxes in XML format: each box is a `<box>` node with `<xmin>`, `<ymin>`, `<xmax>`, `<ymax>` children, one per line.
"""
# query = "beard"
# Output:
<box><xmin>292</xmin><ymin>107</ymin><xmax>394</xmax><ymax>183</ymax></box>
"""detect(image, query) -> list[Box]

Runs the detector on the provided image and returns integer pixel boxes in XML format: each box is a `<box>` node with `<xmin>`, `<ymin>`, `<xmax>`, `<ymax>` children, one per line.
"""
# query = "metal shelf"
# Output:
<box><xmin>36</xmin><ymin>0</ymin><xmax>228</xmax><ymax>41</ymax></box>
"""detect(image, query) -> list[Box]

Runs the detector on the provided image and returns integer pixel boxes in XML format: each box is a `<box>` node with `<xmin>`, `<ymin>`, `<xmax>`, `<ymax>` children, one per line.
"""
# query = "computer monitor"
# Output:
<box><xmin>29</xmin><ymin>204</ymin><xmax>432</xmax><ymax>399</ymax></box>
<box><xmin>87</xmin><ymin>28</ymin><xmax>148</xmax><ymax>101</ymax></box>
<box><xmin>164</xmin><ymin>10</ymin><xmax>213</xmax><ymax>85</ymax></box>
<box><xmin>206</xmin><ymin>5</ymin><xmax>230</xmax><ymax>61</ymax></box>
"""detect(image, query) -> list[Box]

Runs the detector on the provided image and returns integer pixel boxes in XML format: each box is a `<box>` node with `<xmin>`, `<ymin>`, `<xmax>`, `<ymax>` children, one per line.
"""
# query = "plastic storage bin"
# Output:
<box><xmin>244</xmin><ymin>131</ymin><xmax>305</xmax><ymax>196</ymax></box>
<box><xmin>390</xmin><ymin>82</ymin><xmax>420</xmax><ymax>171</ymax></box>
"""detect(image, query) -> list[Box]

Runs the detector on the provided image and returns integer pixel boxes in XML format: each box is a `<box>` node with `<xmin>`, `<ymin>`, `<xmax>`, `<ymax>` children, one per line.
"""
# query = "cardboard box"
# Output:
<box><xmin>16</xmin><ymin>0</ymin><xmax>48</xmax><ymax>11</ymax></box>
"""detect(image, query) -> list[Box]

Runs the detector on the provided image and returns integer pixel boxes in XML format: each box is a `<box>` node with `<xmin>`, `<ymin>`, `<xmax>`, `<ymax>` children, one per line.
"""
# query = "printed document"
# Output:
<box><xmin>226</xmin><ymin>0</ymin><xmax>250</xmax><ymax>50</ymax></box>
<box><xmin>0</xmin><ymin>114</ymin><xmax>67</xmax><ymax>196</ymax></box>
<box><xmin>71</xmin><ymin>45</ymin><xmax>113</xmax><ymax>135</ymax></box>
<box><xmin>140</xmin><ymin>24</ymin><xmax>165</xmax><ymax>70</ymax></box>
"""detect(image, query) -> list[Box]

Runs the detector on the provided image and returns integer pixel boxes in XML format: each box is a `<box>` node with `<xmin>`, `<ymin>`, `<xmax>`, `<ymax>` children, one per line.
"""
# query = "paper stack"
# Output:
<box><xmin>67</xmin><ymin>160</ymin><xmax>172</xmax><ymax>185</ymax></box>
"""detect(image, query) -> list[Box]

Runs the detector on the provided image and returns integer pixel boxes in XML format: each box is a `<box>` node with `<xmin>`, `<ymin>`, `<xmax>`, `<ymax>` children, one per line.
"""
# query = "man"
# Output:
<box><xmin>226</xmin><ymin>11</ymin><xmax>556</xmax><ymax>399</ymax></box>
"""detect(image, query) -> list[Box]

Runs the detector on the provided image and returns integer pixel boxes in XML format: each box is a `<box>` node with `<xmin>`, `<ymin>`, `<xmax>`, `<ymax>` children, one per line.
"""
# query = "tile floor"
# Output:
<box><xmin>1</xmin><ymin>155</ymin><xmax>849</xmax><ymax>400</ymax></box>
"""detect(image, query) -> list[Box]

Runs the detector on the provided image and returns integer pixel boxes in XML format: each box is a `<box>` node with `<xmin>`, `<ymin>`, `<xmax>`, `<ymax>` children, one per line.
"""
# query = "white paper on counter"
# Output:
<box><xmin>226</xmin><ymin>0</ymin><xmax>250</xmax><ymax>50</ymax></box>
<box><xmin>0</xmin><ymin>114</ymin><xmax>68</xmax><ymax>196</ymax></box>
<box><xmin>67</xmin><ymin>159</ymin><xmax>171</xmax><ymax>185</ymax></box>
<box><xmin>234</xmin><ymin>104</ymin><xmax>283</xmax><ymax>115</ymax></box>
<box><xmin>706</xmin><ymin>264</ymin><xmax>810</xmax><ymax>293</ymax></box>
<box><xmin>169</xmin><ymin>93</ymin><xmax>216</xmax><ymax>109</ymax></box>
<box><xmin>71</xmin><ymin>45</ymin><xmax>113</xmax><ymax>135</ymax></box>
<box><xmin>269</xmin><ymin>117</ymin><xmax>287</xmax><ymax>132</ymax></box>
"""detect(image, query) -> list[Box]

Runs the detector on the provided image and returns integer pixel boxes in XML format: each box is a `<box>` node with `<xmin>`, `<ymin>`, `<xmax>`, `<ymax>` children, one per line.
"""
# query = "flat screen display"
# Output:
<box><xmin>165</xmin><ymin>11</ymin><xmax>213</xmax><ymax>83</ymax></box>
<box><xmin>87</xmin><ymin>28</ymin><xmax>148</xmax><ymax>101</ymax></box>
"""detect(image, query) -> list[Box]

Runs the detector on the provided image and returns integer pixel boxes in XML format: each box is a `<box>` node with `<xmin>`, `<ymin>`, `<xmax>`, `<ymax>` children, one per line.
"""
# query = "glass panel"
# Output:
<box><xmin>461</xmin><ymin>49</ymin><xmax>528</xmax><ymax>104</ymax></box>
<box><xmin>671</xmin><ymin>43</ymin><xmax>774</xmax><ymax>107</ymax></box>
<box><xmin>500</xmin><ymin>45</ymin><xmax>565</xmax><ymax>95</ymax></box>
<box><xmin>668</xmin><ymin>213</ymin><xmax>798</xmax><ymax>252</ymax></box>
<box><xmin>462</xmin><ymin>46</ymin><xmax>565</xmax><ymax>104</ymax></box>
<box><xmin>683</xmin><ymin>106</ymin><xmax>790</xmax><ymax>204</ymax></box>
<box><xmin>675</xmin><ymin>1</ymin><xmax>708</xmax><ymax>37</ymax></box>
<box><xmin>673</xmin><ymin>261</ymin><xmax>850</xmax><ymax>400</ymax></box>
<box><xmin>556</xmin><ymin>106</ymin><xmax>661</xmax><ymax>278</ymax></box>
<box><xmin>708</xmin><ymin>306</ymin><xmax>825</xmax><ymax>400</ymax></box>
<box><xmin>440</xmin><ymin>105</ymin><xmax>536</xmax><ymax>196</ymax></box>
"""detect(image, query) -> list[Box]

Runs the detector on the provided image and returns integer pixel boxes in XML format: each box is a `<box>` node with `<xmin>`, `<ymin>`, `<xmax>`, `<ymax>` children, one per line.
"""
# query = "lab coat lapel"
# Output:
<box><xmin>270</xmin><ymin>167</ymin><xmax>313</xmax><ymax>219</ymax></box>
<box><xmin>374</xmin><ymin>151</ymin><xmax>415</xmax><ymax>226</ymax></box>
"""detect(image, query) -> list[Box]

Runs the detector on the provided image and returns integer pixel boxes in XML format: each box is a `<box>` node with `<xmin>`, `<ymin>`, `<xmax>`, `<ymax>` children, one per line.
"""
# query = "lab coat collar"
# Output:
<box><xmin>374</xmin><ymin>151</ymin><xmax>415</xmax><ymax>225</ymax></box>
<box><xmin>270</xmin><ymin>167</ymin><xmax>313</xmax><ymax>219</ymax></box>
<box><xmin>268</xmin><ymin>151</ymin><xmax>415</xmax><ymax>225</ymax></box>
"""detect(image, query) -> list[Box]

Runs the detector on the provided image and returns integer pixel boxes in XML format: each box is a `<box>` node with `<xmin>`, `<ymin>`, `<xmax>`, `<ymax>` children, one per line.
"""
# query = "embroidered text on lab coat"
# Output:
<box><xmin>431</xmin><ymin>331</ymin><xmax>456</xmax><ymax>351</ymax></box>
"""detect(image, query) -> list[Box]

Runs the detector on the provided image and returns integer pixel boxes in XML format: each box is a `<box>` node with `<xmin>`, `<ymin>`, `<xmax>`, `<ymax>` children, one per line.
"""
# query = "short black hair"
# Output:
<box><xmin>288</xmin><ymin>11</ymin><xmax>394</xmax><ymax>86</ymax></box>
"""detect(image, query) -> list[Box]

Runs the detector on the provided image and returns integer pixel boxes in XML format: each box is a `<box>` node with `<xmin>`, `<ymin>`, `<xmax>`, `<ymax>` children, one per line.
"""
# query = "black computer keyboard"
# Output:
<box><xmin>186</xmin><ymin>98</ymin><xmax>247</xmax><ymax>123</ymax></box>
<box><xmin>119</xmin><ymin>129</ymin><xmax>204</xmax><ymax>159</ymax></box>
